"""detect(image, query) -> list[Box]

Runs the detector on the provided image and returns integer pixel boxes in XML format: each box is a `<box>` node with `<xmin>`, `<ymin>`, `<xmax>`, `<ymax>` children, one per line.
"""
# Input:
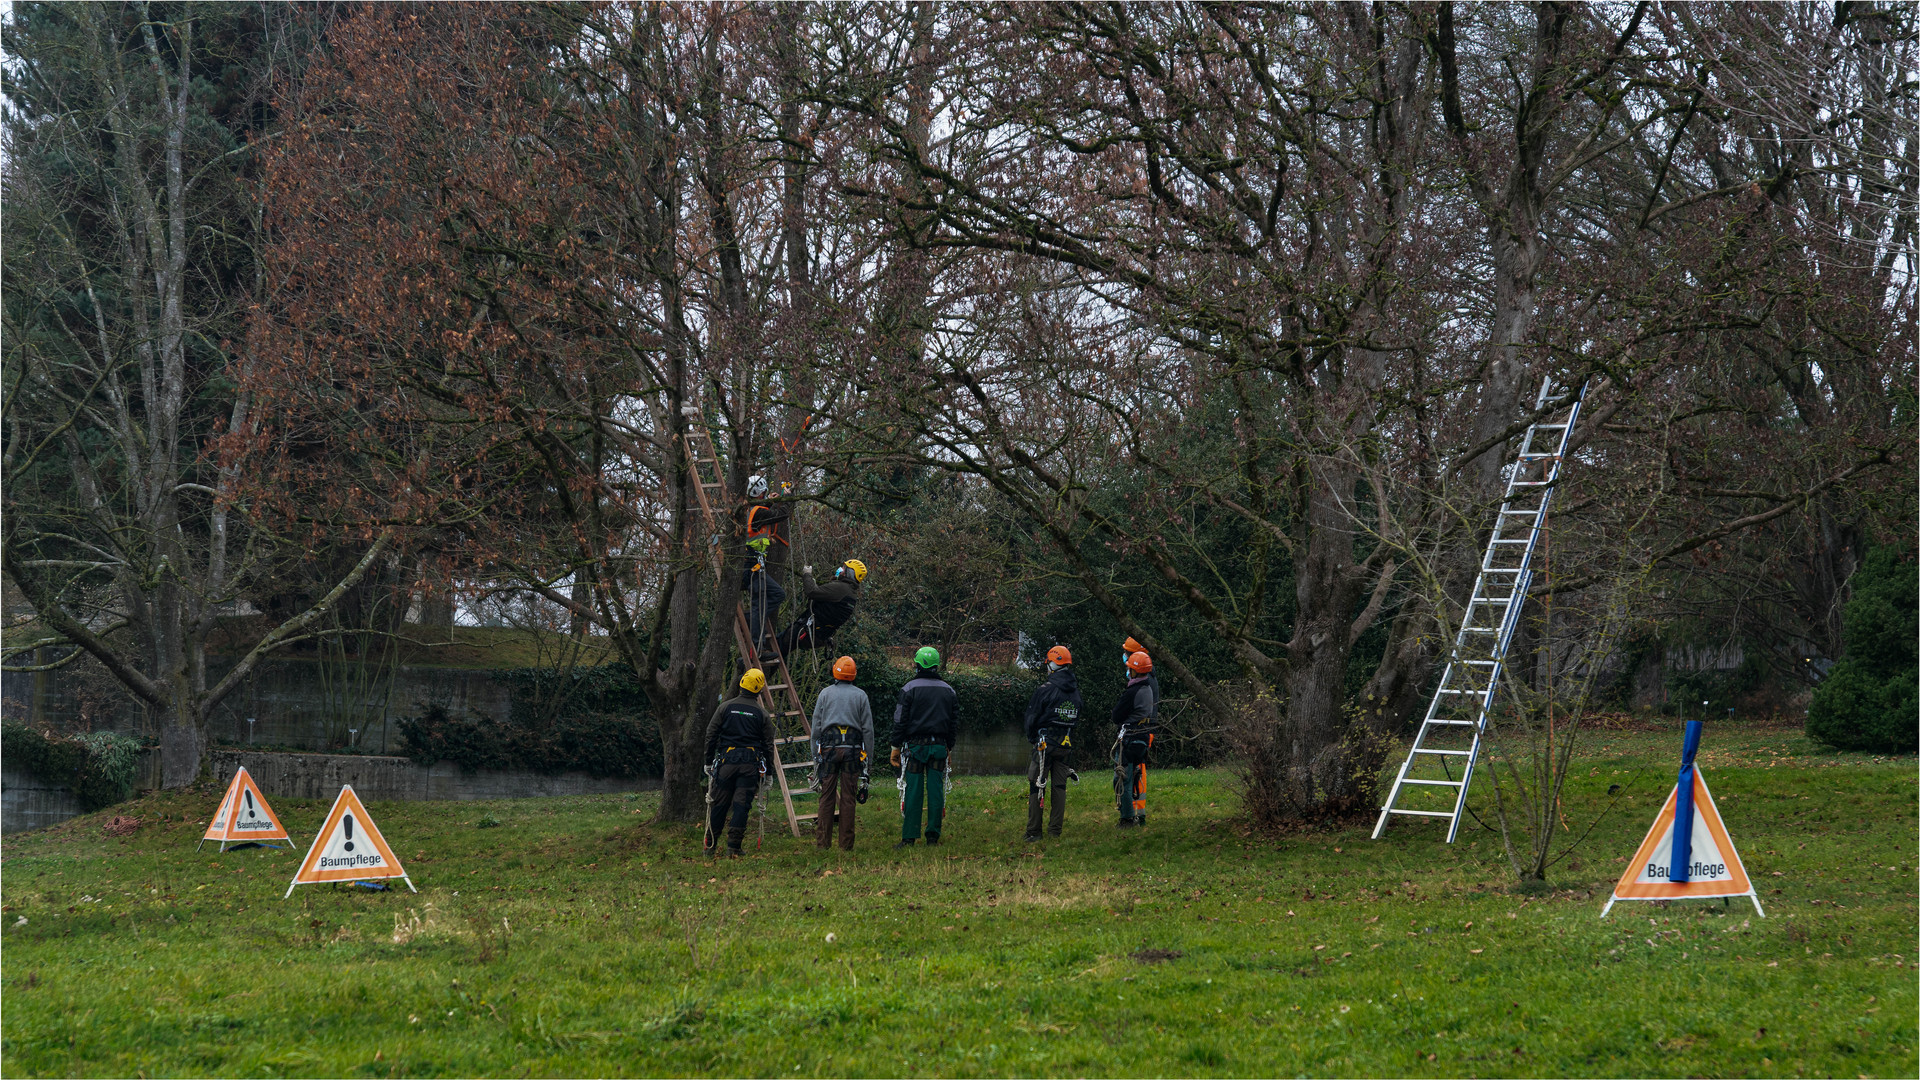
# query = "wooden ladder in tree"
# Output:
<box><xmin>679</xmin><ymin>410</ymin><xmax>815</xmax><ymax>838</ymax></box>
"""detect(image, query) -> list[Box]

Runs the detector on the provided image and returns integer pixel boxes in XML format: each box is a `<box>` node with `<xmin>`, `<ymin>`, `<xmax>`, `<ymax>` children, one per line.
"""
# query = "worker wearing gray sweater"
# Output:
<box><xmin>810</xmin><ymin>656</ymin><xmax>875</xmax><ymax>850</ymax></box>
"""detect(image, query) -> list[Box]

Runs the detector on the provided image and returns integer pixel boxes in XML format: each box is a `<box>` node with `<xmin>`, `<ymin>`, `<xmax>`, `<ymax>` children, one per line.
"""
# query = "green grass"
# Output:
<box><xmin>2</xmin><ymin>723</ymin><xmax>1913</xmax><ymax>1077</ymax></box>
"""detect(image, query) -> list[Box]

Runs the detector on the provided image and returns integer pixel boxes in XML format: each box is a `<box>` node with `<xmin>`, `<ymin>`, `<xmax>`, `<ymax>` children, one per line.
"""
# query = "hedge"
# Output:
<box><xmin>1</xmin><ymin>723</ymin><xmax>146</xmax><ymax>811</ymax></box>
<box><xmin>396</xmin><ymin>666</ymin><xmax>661</xmax><ymax>777</ymax></box>
<box><xmin>1807</xmin><ymin>547</ymin><xmax>1917</xmax><ymax>754</ymax></box>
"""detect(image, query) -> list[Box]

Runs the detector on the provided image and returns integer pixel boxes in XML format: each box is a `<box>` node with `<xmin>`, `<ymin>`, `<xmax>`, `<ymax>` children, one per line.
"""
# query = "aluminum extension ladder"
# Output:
<box><xmin>680</xmin><ymin>409</ymin><xmax>817</xmax><ymax>838</ymax></box>
<box><xmin>1372</xmin><ymin>377</ymin><xmax>1586</xmax><ymax>842</ymax></box>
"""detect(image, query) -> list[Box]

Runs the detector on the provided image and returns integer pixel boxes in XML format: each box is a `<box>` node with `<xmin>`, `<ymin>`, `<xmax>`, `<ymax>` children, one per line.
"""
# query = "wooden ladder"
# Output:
<box><xmin>679</xmin><ymin>411</ymin><xmax>815</xmax><ymax>838</ymax></box>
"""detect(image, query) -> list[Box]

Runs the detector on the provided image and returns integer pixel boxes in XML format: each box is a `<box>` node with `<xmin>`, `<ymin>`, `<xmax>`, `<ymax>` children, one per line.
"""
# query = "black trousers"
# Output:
<box><xmin>707</xmin><ymin>761</ymin><xmax>761</xmax><ymax>848</ymax></box>
<box><xmin>1027</xmin><ymin>744</ymin><xmax>1073</xmax><ymax>837</ymax></box>
<box><xmin>774</xmin><ymin>615</ymin><xmax>840</xmax><ymax>656</ymax></box>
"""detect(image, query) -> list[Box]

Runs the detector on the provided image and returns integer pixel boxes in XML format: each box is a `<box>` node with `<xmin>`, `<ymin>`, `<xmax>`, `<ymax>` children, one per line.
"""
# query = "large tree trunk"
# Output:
<box><xmin>158</xmin><ymin>709</ymin><xmax>205</xmax><ymax>788</ymax></box>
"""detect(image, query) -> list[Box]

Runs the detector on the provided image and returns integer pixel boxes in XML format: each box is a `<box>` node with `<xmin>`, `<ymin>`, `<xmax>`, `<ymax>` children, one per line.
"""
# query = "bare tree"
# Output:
<box><xmin>2</xmin><ymin>2</ymin><xmax>390</xmax><ymax>785</ymax></box>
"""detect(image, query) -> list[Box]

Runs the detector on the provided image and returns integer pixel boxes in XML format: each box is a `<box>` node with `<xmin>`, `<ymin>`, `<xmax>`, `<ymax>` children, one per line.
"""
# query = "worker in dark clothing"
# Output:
<box><xmin>1112</xmin><ymin>650</ymin><xmax>1159</xmax><ymax>827</ymax></box>
<box><xmin>1023</xmin><ymin>645</ymin><xmax>1084</xmax><ymax>841</ymax></box>
<box><xmin>810</xmin><ymin>655</ymin><xmax>874</xmax><ymax>851</ymax></box>
<box><xmin>770</xmin><ymin>559</ymin><xmax>865</xmax><ymax>659</ymax></box>
<box><xmin>1123</xmin><ymin>636</ymin><xmax>1162</xmax><ymax>707</ymax></box>
<box><xmin>742</xmin><ymin>475</ymin><xmax>789</xmax><ymax>656</ymax></box>
<box><xmin>889</xmin><ymin>646</ymin><xmax>958</xmax><ymax>848</ymax></box>
<box><xmin>704</xmin><ymin>668</ymin><xmax>777</xmax><ymax>858</ymax></box>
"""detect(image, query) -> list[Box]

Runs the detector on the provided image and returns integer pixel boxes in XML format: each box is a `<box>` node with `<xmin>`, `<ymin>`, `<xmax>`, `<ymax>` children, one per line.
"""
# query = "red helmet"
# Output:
<box><xmin>1126</xmin><ymin>651</ymin><xmax>1153</xmax><ymax>674</ymax></box>
<box><xmin>1046</xmin><ymin>645</ymin><xmax>1072</xmax><ymax>666</ymax></box>
<box><xmin>1123</xmin><ymin>636</ymin><xmax>1145</xmax><ymax>654</ymax></box>
<box><xmin>832</xmin><ymin>655</ymin><xmax>858</xmax><ymax>681</ymax></box>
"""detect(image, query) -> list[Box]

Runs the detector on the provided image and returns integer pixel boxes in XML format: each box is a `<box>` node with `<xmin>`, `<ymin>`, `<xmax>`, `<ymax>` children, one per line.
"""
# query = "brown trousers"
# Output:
<box><xmin>815</xmin><ymin>758</ymin><xmax>861</xmax><ymax>850</ymax></box>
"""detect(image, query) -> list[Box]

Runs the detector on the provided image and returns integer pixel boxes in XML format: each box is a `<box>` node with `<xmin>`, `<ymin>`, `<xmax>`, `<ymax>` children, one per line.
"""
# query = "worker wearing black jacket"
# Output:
<box><xmin>770</xmin><ymin>559</ymin><xmax>866</xmax><ymax>659</ymax></box>
<box><xmin>703</xmin><ymin>668</ymin><xmax>777</xmax><ymax>858</ymax></box>
<box><xmin>1023</xmin><ymin>646</ymin><xmax>1084</xmax><ymax>841</ymax></box>
<box><xmin>1112</xmin><ymin>651</ymin><xmax>1159</xmax><ymax>827</ymax></box>
<box><xmin>889</xmin><ymin>646</ymin><xmax>958</xmax><ymax>847</ymax></box>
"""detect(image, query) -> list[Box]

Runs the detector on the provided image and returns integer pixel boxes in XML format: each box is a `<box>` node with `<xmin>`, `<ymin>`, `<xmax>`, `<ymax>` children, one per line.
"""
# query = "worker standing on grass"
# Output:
<box><xmin>1023</xmin><ymin>645</ymin><xmax>1084</xmax><ymax>842</ymax></box>
<box><xmin>742</xmin><ymin>475</ymin><xmax>790</xmax><ymax>659</ymax></box>
<box><xmin>890</xmin><ymin>646</ymin><xmax>958</xmax><ymax>848</ymax></box>
<box><xmin>704</xmin><ymin>668</ymin><xmax>777</xmax><ymax>859</ymax></box>
<box><xmin>811</xmin><ymin>656</ymin><xmax>874</xmax><ymax>851</ymax></box>
<box><xmin>771</xmin><ymin>559</ymin><xmax>866</xmax><ymax>660</ymax></box>
<box><xmin>1112</xmin><ymin>651</ymin><xmax>1159</xmax><ymax>827</ymax></box>
<box><xmin>1123</xmin><ymin>636</ymin><xmax>1162</xmax><ymax>707</ymax></box>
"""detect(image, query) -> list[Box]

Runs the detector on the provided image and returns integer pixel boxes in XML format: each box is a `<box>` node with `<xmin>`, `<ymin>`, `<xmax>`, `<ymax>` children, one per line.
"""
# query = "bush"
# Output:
<box><xmin>1806</xmin><ymin>547</ymin><xmax>1918</xmax><ymax>754</ymax></box>
<box><xmin>1</xmin><ymin>724</ymin><xmax>146</xmax><ymax>811</ymax></box>
<box><xmin>396</xmin><ymin>665</ymin><xmax>662</xmax><ymax>777</ymax></box>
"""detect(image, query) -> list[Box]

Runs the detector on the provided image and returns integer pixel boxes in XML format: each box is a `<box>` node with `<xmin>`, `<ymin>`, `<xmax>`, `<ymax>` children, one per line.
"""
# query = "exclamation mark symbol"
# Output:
<box><xmin>343</xmin><ymin>814</ymin><xmax>356</xmax><ymax>852</ymax></box>
<box><xmin>243</xmin><ymin>790</ymin><xmax>257</xmax><ymax>820</ymax></box>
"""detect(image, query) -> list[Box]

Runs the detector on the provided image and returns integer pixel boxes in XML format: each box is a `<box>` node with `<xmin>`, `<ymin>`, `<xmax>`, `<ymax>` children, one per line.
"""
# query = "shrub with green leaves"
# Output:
<box><xmin>1</xmin><ymin>723</ymin><xmax>146</xmax><ymax>810</ymax></box>
<box><xmin>1806</xmin><ymin>547</ymin><xmax>1918</xmax><ymax>754</ymax></box>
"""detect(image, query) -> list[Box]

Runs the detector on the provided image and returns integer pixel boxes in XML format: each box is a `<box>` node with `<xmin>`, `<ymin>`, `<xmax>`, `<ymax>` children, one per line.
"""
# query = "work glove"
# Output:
<box><xmin>889</xmin><ymin>747</ymin><xmax>902</xmax><ymax>768</ymax></box>
<box><xmin>1066</xmin><ymin>768</ymin><xmax>1080</xmax><ymax>784</ymax></box>
<box><xmin>803</xmin><ymin>564</ymin><xmax>814</xmax><ymax>576</ymax></box>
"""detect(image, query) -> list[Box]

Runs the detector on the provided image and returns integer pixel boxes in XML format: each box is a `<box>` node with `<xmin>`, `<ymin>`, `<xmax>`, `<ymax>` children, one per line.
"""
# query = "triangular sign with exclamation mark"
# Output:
<box><xmin>285</xmin><ymin>785</ymin><xmax>416</xmax><ymax>897</ymax></box>
<box><xmin>201</xmin><ymin>766</ymin><xmax>290</xmax><ymax>851</ymax></box>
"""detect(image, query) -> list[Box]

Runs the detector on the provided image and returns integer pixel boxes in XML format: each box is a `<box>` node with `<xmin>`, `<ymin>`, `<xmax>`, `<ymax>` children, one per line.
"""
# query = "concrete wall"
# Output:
<box><xmin>2</xmin><ymin>656</ymin><xmax>513</xmax><ymax>755</ymax></box>
<box><xmin>1</xmin><ymin>768</ymin><xmax>87</xmax><ymax>835</ymax></box>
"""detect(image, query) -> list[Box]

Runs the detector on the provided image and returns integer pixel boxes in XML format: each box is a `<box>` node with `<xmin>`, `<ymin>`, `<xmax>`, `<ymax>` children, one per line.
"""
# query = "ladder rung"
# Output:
<box><xmin>773</xmin><ymin>735</ymin><xmax>810</xmax><ymax>746</ymax></box>
<box><xmin>778</xmin><ymin>710</ymin><xmax>805</xmax><ymax>718</ymax></box>
<box><xmin>1468</xmin><ymin>597</ymin><xmax>1515</xmax><ymax>606</ymax></box>
<box><xmin>1412</xmin><ymin>748</ymin><xmax>1470</xmax><ymax>756</ymax></box>
<box><xmin>1426</xmin><ymin>719</ymin><xmax>1479</xmax><ymax>726</ymax></box>
<box><xmin>1497</xmin><ymin>508</ymin><xmax>1539</xmax><ymax>515</ymax></box>
<box><xmin>794</xmin><ymin>813</ymin><xmax>818</xmax><ymax>822</ymax></box>
<box><xmin>782</xmin><ymin>761</ymin><xmax>812</xmax><ymax>770</ymax></box>
<box><xmin>1532</xmin><ymin>423</ymin><xmax>1569</xmax><ymax>429</ymax></box>
<box><xmin>1489</xmin><ymin>539</ymin><xmax>1530</xmax><ymax>544</ymax></box>
<box><xmin>1401</xmin><ymin>779</ymin><xmax>1464</xmax><ymax>787</ymax></box>
<box><xmin>1386</xmin><ymin>809</ymin><xmax>1456</xmax><ymax>818</ymax></box>
<box><xmin>1508</xmin><ymin>480</ymin><xmax>1551</xmax><ymax>486</ymax></box>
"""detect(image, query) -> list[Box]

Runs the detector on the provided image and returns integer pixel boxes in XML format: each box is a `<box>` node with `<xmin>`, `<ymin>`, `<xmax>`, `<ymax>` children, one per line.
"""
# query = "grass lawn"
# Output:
<box><xmin>1</xmin><ymin>722</ymin><xmax>1913</xmax><ymax>1077</ymax></box>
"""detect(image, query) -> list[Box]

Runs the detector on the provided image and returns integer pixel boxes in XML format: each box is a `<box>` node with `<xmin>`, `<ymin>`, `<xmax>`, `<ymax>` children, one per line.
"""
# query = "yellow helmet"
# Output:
<box><xmin>840</xmin><ymin>558</ymin><xmax>868</xmax><ymax>583</ymax></box>
<box><xmin>739</xmin><ymin>668</ymin><xmax>766</xmax><ymax>694</ymax></box>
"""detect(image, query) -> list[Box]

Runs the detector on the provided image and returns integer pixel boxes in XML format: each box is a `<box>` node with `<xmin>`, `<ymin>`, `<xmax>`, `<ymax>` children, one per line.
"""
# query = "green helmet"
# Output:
<box><xmin>914</xmin><ymin>645</ymin><xmax>941</xmax><ymax>669</ymax></box>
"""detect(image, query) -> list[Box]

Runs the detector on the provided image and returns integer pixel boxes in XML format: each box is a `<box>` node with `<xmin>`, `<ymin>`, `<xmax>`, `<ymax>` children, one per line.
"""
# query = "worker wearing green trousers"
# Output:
<box><xmin>891</xmin><ymin>646</ymin><xmax>958</xmax><ymax>847</ymax></box>
<box><xmin>899</xmin><ymin>742</ymin><xmax>949</xmax><ymax>843</ymax></box>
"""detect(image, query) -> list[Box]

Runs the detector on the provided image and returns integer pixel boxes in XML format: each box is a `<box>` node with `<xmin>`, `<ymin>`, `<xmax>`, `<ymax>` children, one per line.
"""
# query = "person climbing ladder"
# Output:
<box><xmin>771</xmin><ymin>559</ymin><xmax>865</xmax><ymax>659</ymax></box>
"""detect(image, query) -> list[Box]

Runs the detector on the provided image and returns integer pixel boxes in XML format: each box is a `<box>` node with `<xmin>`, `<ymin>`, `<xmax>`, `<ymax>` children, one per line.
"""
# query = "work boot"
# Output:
<box><xmin>925</xmin><ymin>834</ymin><xmax>940</xmax><ymax>846</ymax></box>
<box><xmin>726</xmin><ymin>844</ymin><xmax>744</xmax><ymax>859</ymax></box>
<box><xmin>1048</xmin><ymin>829</ymin><xmax>1062</xmax><ymax>838</ymax></box>
<box><xmin>704</xmin><ymin>843</ymin><xmax>718</xmax><ymax>860</ymax></box>
<box><xmin>1023</xmin><ymin>833</ymin><xmax>1040</xmax><ymax>844</ymax></box>
<box><xmin>894</xmin><ymin>839</ymin><xmax>916</xmax><ymax>849</ymax></box>
<box><xmin>1137</xmin><ymin>814</ymin><xmax>1147</xmax><ymax>826</ymax></box>
<box><xmin>1117</xmin><ymin>818</ymin><xmax>1135</xmax><ymax>828</ymax></box>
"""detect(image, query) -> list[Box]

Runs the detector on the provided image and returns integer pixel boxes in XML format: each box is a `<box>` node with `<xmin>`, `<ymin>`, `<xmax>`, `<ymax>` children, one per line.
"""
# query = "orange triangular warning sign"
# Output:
<box><xmin>284</xmin><ymin>786</ymin><xmax>416</xmax><ymax>897</ymax></box>
<box><xmin>200</xmin><ymin>766</ymin><xmax>290</xmax><ymax>850</ymax></box>
<box><xmin>1603</xmin><ymin>767</ymin><xmax>1762</xmax><ymax>916</ymax></box>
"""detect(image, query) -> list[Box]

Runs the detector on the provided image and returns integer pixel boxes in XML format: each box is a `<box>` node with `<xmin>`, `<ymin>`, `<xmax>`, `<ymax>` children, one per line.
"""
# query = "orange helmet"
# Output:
<box><xmin>1123</xmin><ymin>636</ymin><xmax>1145</xmax><ymax>654</ymax></box>
<box><xmin>1126</xmin><ymin>651</ymin><xmax>1153</xmax><ymax>674</ymax></box>
<box><xmin>832</xmin><ymin>655</ymin><xmax>858</xmax><ymax>681</ymax></box>
<box><xmin>1046</xmin><ymin>645</ymin><xmax>1072</xmax><ymax>666</ymax></box>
